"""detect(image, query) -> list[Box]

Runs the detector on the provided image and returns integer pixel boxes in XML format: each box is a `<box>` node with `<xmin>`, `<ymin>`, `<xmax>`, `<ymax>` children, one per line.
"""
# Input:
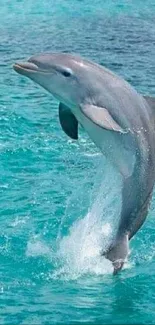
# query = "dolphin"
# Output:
<box><xmin>13</xmin><ymin>53</ymin><xmax>155</xmax><ymax>274</ymax></box>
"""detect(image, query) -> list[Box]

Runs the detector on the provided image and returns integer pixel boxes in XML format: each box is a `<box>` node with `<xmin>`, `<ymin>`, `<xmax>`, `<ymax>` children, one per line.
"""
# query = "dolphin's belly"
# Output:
<box><xmin>75</xmin><ymin>109</ymin><xmax>155</xmax><ymax>239</ymax></box>
<box><xmin>75</xmin><ymin>110</ymin><xmax>136</xmax><ymax>178</ymax></box>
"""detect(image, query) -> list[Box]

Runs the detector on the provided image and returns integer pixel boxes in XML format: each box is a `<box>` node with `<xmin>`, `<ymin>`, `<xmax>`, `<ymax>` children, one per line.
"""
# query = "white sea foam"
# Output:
<box><xmin>26</xmin><ymin>237</ymin><xmax>51</xmax><ymax>258</ymax></box>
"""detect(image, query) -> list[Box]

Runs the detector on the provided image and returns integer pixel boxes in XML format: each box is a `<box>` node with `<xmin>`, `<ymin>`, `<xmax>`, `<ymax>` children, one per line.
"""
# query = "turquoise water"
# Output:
<box><xmin>1</xmin><ymin>1</ymin><xmax>155</xmax><ymax>324</ymax></box>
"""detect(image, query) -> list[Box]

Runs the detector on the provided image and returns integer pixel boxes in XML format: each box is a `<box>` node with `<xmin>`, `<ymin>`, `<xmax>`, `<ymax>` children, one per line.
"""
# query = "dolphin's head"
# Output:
<box><xmin>13</xmin><ymin>53</ymin><xmax>95</xmax><ymax>107</ymax></box>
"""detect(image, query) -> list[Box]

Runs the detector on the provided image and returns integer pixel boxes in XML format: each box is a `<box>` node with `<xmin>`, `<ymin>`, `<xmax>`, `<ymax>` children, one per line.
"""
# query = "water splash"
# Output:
<box><xmin>54</xmin><ymin>158</ymin><xmax>123</xmax><ymax>279</ymax></box>
<box><xmin>26</xmin><ymin>236</ymin><xmax>52</xmax><ymax>258</ymax></box>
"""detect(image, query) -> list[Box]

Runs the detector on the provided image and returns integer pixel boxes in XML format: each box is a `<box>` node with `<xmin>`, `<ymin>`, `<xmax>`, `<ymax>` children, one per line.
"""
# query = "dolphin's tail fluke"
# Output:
<box><xmin>101</xmin><ymin>233</ymin><xmax>129</xmax><ymax>275</ymax></box>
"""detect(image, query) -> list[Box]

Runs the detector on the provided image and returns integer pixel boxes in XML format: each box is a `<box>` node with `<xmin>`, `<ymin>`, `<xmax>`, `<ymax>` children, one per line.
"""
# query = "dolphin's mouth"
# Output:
<box><xmin>13</xmin><ymin>62</ymin><xmax>39</xmax><ymax>74</ymax></box>
<box><xmin>13</xmin><ymin>62</ymin><xmax>52</xmax><ymax>76</ymax></box>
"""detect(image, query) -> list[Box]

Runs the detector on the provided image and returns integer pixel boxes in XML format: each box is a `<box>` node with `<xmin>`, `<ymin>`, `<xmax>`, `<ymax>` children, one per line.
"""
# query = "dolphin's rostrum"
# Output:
<box><xmin>13</xmin><ymin>53</ymin><xmax>155</xmax><ymax>274</ymax></box>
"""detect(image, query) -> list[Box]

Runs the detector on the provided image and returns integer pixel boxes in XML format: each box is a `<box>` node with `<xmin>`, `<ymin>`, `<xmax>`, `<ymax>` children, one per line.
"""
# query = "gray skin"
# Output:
<box><xmin>13</xmin><ymin>53</ymin><xmax>155</xmax><ymax>274</ymax></box>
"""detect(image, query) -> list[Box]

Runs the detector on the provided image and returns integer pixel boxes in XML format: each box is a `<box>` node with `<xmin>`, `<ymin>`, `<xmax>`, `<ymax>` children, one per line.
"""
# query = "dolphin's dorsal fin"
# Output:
<box><xmin>143</xmin><ymin>96</ymin><xmax>155</xmax><ymax>111</ymax></box>
<box><xmin>59</xmin><ymin>103</ymin><xmax>78</xmax><ymax>140</ymax></box>
<box><xmin>80</xmin><ymin>104</ymin><xmax>126</xmax><ymax>133</ymax></box>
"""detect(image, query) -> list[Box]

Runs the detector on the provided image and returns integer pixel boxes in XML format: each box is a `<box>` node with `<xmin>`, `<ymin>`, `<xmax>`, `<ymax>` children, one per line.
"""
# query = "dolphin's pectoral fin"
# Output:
<box><xmin>101</xmin><ymin>234</ymin><xmax>129</xmax><ymax>275</ymax></box>
<box><xmin>59</xmin><ymin>103</ymin><xmax>78</xmax><ymax>140</ymax></box>
<box><xmin>143</xmin><ymin>95</ymin><xmax>155</xmax><ymax>112</ymax></box>
<box><xmin>80</xmin><ymin>104</ymin><xmax>126</xmax><ymax>133</ymax></box>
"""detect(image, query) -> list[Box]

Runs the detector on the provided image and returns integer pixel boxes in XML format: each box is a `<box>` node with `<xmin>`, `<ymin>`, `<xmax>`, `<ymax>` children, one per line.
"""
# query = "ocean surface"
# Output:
<box><xmin>1</xmin><ymin>0</ymin><xmax>155</xmax><ymax>324</ymax></box>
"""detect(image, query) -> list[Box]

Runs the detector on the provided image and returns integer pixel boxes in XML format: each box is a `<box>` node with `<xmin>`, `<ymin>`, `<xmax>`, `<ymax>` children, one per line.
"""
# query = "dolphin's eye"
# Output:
<box><xmin>62</xmin><ymin>69</ymin><xmax>72</xmax><ymax>77</ymax></box>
